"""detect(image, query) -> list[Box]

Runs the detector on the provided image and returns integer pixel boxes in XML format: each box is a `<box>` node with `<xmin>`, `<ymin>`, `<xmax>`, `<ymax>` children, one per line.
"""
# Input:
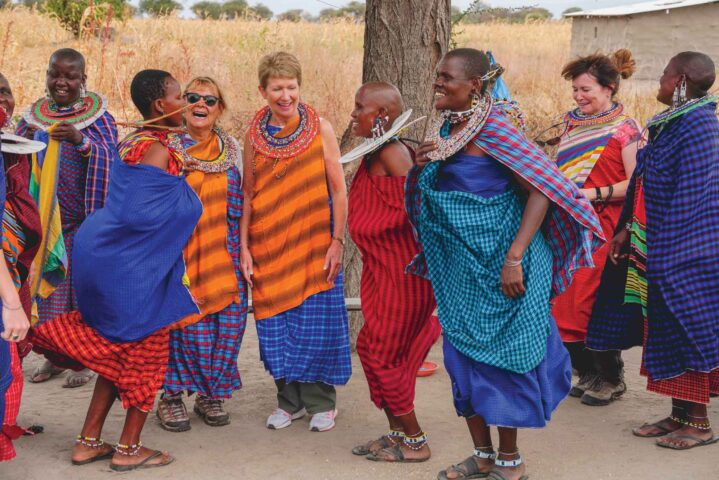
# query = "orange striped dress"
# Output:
<box><xmin>248</xmin><ymin>104</ymin><xmax>333</xmax><ymax>320</ymax></box>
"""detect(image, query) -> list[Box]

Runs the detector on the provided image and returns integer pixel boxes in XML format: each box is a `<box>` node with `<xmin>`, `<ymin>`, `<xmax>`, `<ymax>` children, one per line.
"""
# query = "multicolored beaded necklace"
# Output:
<box><xmin>647</xmin><ymin>95</ymin><xmax>717</xmax><ymax>130</ymax></box>
<box><xmin>565</xmin><ymin>102</ymin><xmax>624</xmax><ymax>127</ymax></box>
<box><xmin>248</xmin><ymin>102</ymin><xmax>320</xmax><ymax>159</ymax></box>
<box><xmin>183</xmin><ymin>127</ymin><xmax>240</xmax><ymax>173</ymax></box>
<box><xmin>426</xmin><ymin>94</ymin><xmax>493</xmax><ymax>161</ymax></box>
<box><xmin>23</xmin><ymin>92</ymin><xmax>107</xmax><ymax>131</ymax></box>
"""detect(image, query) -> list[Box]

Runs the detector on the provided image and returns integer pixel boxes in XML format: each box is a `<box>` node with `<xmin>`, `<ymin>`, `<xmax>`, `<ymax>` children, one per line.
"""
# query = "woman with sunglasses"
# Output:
<box><xmin>156</xmin><ymin>77</ymin><xmax>247</xmax><ymax>433</ymax></box>
<box><xmin>241</xmin><ymin>51</ymin><xmax>351</xmax><ymax>433</ymax></box>
<box><xmin>411</xmin><ymin>48</ymin><xmax>603</xmax><ymax>480</ymax></box>
<box><xmin>548</xmin><ymin>50</ymin><xmax>641</xmax><ymax>407</ymax></box>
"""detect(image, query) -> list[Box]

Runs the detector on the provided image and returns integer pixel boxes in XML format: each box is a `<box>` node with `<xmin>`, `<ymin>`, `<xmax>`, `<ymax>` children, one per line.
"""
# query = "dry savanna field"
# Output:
<box><xmin>0</xmin><ymin>7</ymin><xmax>663</xmax><ymax>143</ymax></box>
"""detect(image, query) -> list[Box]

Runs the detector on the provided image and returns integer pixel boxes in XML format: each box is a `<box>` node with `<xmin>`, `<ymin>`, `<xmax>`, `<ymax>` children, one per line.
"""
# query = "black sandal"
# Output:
<box><xmin>437</xmin><ymin>453</ymin><xmax>493</xmax><ymax>480</ymax></box>
<box><xmin>352</xmin><ymin>432</ymin><xmax>402</xmax><ymax>456</ymax></box>
<box><xmin>71</xmin><ymin>435</ymin><xmax>114</xmax><ymax>466</ymax></box>
<box><xmin>110</xmin><ymin>450</ymin><xmax>175</xmax><ymax>472</ymax></box>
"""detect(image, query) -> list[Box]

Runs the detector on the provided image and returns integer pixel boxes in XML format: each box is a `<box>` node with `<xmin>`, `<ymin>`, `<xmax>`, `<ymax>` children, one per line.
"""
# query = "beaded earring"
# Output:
<box><xmin>672</xmin><ymin>75</ymin><xmax>688</xmax><ymax>108</ymax></box>
<box><xmin>80</xmin><ymin>84</ymin><xmax>87</xmax><ymax>99</ymax></box>
<box><xmin>371</xmin><ymin>115</ymin><xmax>389</xmax><ymax>139</ymax></box>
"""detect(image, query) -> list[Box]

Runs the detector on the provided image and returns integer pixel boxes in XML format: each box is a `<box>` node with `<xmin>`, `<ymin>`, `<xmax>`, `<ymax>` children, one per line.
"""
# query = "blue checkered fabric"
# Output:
<box><xmin>638</xmin><ymin>103</ymin><xmax>719</xmax><ymax>380</ymax></box>
<box><xmin>412</xmin><ymin>162</ymin><xmax>554</xmax><ymax>374</ymax></box>
<box><xmin>255</xmin><ymin>271</ymin><xmax>351</xmax><ymax>385</ymax></box>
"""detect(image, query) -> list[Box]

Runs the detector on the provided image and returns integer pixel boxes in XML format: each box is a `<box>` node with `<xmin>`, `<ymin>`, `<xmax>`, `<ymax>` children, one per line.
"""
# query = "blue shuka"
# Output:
<box><xmin>73</xmin><ymin>161</ymin><xmax>203</xmax><ymax>343</ymax></box>
<box><xmin>0</xmin><ymin>150</ymin><xmax>8</xmax><ymax>424</ymax></box>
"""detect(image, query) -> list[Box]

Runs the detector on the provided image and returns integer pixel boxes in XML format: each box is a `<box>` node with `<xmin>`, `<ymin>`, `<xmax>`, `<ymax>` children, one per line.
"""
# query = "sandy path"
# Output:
<box><xmin>2</xmin><ymin>317</ymin><xmax>716</xmax><ymax>479</ymax></box>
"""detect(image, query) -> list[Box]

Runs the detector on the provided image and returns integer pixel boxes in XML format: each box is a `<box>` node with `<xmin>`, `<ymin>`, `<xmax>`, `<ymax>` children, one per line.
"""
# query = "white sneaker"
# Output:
<box><xmin>309</xmin><ymin>409</ymin><xmax>338</xmax><ymax>432</ymax></box>
<box><xmin>266</xmin><ymin>407</ymin><xmax>306</xmax><ymax>430</ymax></box>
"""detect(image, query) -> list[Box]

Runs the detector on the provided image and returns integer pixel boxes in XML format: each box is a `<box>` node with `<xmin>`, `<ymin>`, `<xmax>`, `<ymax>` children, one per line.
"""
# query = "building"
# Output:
<box><xmin>565</xmin><ymin>0</ymin><xmax>719</xmax><ymax>81</ymax></box>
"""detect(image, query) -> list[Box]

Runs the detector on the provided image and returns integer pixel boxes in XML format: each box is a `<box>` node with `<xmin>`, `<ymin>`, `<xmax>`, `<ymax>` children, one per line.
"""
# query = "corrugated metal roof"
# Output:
<box><xmin>565</xmin><ymin>0</ymin><xmax>718</xmax><ymax>17</ymax></box>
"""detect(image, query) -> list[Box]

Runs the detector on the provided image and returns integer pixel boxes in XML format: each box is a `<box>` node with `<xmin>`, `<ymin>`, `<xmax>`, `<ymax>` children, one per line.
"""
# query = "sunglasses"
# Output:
<box><xmin>184</xmin><ymin>92</ymin><xmax>220</xmax><ymax>107</ymax></box>
<box><xmin>534</xmin><ymin>121</ymin><xmax>568</xmax><ymax>147</ymax></box>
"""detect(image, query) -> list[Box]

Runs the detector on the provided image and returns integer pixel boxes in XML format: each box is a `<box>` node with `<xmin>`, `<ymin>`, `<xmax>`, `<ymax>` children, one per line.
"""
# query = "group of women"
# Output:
<box><xmin>0</xmin><ymin>43</ymin><xmax>716</xmax><ymax>478</ymax></box>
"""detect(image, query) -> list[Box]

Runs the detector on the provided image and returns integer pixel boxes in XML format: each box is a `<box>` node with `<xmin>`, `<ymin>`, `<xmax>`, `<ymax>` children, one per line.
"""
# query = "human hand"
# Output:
<box><xmin>240</xmin><ymin>246</ymin><xmax>254</xmax><ymax>288</ymax></box>
<box><xmin>183</xmin><ymin>159</ymin><xmax>201</xmax><ymax>172</ymax></box>
<box><xmin>323</xmin><ymin>239</ymin><xmax>343</xmax><ymax>283</ymax></box>
<box><xmin>500</xmin><ymin>263</ymin><xmax>525</xmax><ymax>298</ymax></box>
<box><xmin>49</xmin><ymin>121</ymin><xmax>83</xmax><ymax>145</ymax></box>
<box><xmin>609</xmin><ymin>229</ymin><xmax>630</xmax><ymax>265</ymax></box>
<box><xmin>415</xmin><ymin>141</ymin><xmax>437</xmax><ymax>167</ymax></box>
<box><xmin>1</xmin><ymin>303</ymin><xmax>29</xmax><ymax>342</ymax></box>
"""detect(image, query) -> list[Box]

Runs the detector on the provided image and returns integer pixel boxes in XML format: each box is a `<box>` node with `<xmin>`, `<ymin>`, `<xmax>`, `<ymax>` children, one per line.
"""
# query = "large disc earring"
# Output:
<box><xmin>371</xmin><ymin>115</ymin><xmax>388</xmax><ymax>140</ymax></box>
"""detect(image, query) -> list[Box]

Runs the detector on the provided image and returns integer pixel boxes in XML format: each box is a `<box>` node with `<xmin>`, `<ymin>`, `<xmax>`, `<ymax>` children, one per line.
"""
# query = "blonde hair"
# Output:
<box><xmin>258</xmin><ymin>51</ymin><xmax>302</xmax><ymax>88</ymax></box>
<box><xmin>185</xmin><ymin>76</ymin><xmax>228</xmax><ymax>110</ymax></box>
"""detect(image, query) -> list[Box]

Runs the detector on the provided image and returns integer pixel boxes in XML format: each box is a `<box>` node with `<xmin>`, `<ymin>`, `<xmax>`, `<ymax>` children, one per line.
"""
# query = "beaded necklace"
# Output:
<box><xmin>647</xmin><ymin>95</ymin><xmax>717</xmax><ymax>129</ymax></box>
<box><xmin>248</xmin><ymin>102</ymin><xmax>320</xmax><ymax>159</ymax></box>
<box><xmin>183</xmin><ymin>127</ymin><xmax>240</xmax><ymax>173</ymax></box>
<box><xmin>426</xmin><ymin>94</ymin><xmax>493</xmax><ymax>161</ymax></box>
<box><xmin>566</xmin><ymin>102</ymin><xmax>624</xmax><ymax>127</ymax></box>
<box><xmin>23</xmin><ymin>92</ymin><xmax>107</xmax><ymax>131</ymax></box>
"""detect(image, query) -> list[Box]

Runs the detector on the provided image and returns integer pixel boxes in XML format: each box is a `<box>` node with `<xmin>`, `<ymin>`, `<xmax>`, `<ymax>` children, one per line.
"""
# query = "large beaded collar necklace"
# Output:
<box><xmin>23</xmin><ymin>91</ymin><xmax>107</xmax><ymax>131</ymax></box>
<box><xmin>426</xmin><ymin>94</ymin><xmax>493</xmax><ymax>161</ymax></box>
<box><xmin>248</xmin><ymin>102</ymin><xmax>320</xmax><ymax>160</ymax></box>
<box><xmin>183</xmin><ymin>127</ymin><xmax>240</xmax><ymax>173</ymax></box>
<box><xmin>566</xmin><ymin>102</ymin><xmax>624</xmax><ymax>127</ymax></box>
<box><xmin>647</xmin><ymin>95</ymin><xmax>717</xmax><ymax>130</ymax></box>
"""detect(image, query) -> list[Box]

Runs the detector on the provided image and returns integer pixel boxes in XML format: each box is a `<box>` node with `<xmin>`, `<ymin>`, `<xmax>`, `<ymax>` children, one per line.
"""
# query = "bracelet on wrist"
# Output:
<box><xmin>332</xmin><ymin>237</ymin><xmax>345</xmax><ymax>247</ymax></box>
<box><xmin>504</xmin><ymin>256</ymin><xmax>523</xmax><ymax>267</ymax></box>
<box><xmin>75</xmin><ymin>135</ymin><xmax>91</xmax><ymax>155</ymax></box>
<box><xmin>2</xmin><ymin>303</ymin><xmax>23</xmax><ymax>311</ymax></box>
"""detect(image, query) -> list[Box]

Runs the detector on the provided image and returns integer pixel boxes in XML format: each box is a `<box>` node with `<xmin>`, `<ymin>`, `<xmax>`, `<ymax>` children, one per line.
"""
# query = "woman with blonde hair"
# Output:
<box><xmin>241</xmin><ymin>52</ymin><xmax>351</xmax><ymax>433</ymax></box>
<box><xmin>547</xmin><ymin>49</ymin><xmax>642</xmax><ymax>407</ymax></box>
<box><xmin>156</xmin><ymin>76</ymin><xmax>248</xmax><ymax>432</ymax></box>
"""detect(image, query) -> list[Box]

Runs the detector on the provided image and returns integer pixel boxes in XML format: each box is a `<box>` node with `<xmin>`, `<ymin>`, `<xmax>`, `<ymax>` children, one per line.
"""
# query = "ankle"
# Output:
<box><xmin>114</xmin><ymin>441</ymin><xmax>143</xmax><ymax>456</ymax></box>
<box><xmin>473</xmin><ymin>446</ymin><xmax>497</xmax><ymax>460</ymax></box>
<box><xmin>403</xmin><ymin>431</ymin><xmax>428</xmax><ymax>450</ymax></box>
<box><xmin>75</xmin><ymin>435</ymin><xmax>106</xmax><ymax>449</ymax></box>
<box><xmin>495</xmin><ymin>451</ymin><xmax>523</xmax><ymax>468</ymax></box>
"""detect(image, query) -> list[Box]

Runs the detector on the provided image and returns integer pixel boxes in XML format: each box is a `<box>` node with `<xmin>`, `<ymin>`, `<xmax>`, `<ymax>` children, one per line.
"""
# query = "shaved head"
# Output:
<box><xmin>357</xmin><ymin>82</ymin><xmax>404</xmax><ymax>123</ymax></box>
<box><xmin>672</xmin><ymin>51</ymin><xmax>716</xmax><ymax>96</ymax></box>
<box><xmin>49</xmin><ymin>48</ymin><xmax>86</xmax><ymax>73</ymax></box>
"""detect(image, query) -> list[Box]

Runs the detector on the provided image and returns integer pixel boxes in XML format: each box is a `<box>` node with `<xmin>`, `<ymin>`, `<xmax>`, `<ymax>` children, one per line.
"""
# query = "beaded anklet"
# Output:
<box><xmin>75</xmin><ymin>435</ymin><xmax>106</xmax><ymax>449</ymax></box>
<box><xmin>670</xmin><ymin>415</ymin><xmax>711</xmax><ymax>431</ymax></box>
<box><xmin>114</xmin><ymin>441</ymin><xmax>143</xmax><ymax>456</ymax></box>
<box><xmin>388</xmin><ymin>429</ymin><xmax>405</xmax><ymax>442</ymax></box>
<box><xmin>404</xmin><ymin>431</ymin><xmax>428</xmax><ymax>451</ymax></box>
<box><xmin>473</xmin><ymin>446</ymin><xmax>497</xmax><ymax>460</ymax></box>
<box><xmin>495</xmin><ymin>452</ymin><xmax>523</xmax><ymax>468</ymax></box>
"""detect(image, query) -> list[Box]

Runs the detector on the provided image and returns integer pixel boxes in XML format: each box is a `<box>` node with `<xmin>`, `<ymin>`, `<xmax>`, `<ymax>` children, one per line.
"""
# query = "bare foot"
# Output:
<box><xmin>632</xmin><ymin>416</ymin><xmax>683</xmax><ymax>437</ymax></box>
<box><xmin>71</xmin><ymin>441</ymin><xmax>114</xmax><ymax>465</ymax></box>
<box><xmin>656</xmin><ymin>426</ymin><xmax>717</xmax><ymax>450</ymax></box>
<box><xmin>110</xmin><ymin>446</ymin><xmax>174</xmax><ymax>469</ymax></box>
<box><xmin>440</xmin><ymin>454</ymin><xmax>494</xmax><ymax>479</ymax></box>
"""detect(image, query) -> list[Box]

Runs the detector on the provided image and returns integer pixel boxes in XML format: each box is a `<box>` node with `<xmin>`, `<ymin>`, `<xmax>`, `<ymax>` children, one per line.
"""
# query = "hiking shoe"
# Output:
<box><xmin>582</xmin><ymin>379</ymin><xmax>627</xmax><ymax>406</ymax></box>
<box><xmin>157</xmin><ymin>393</ymin><xmax>191</xmax><ymax>432</ymax></box>
<box><xmin>309</xmin><ymin>409</ymin><xmax>337</xmax><ymax>432</ymax></box>
<box><xmin>194</xmin><ymin>395</ymin><xmax>230</xmax><ymax>427</ymax></box>
<box><xmin>569</xmin><ymin>373</ymin><xmax>598</xmax><ymax>398</ymax></box>
<box><xmin>266</xmin><ymin>407</ymin><xmax>307</xmax><ymax>430</ymax></box>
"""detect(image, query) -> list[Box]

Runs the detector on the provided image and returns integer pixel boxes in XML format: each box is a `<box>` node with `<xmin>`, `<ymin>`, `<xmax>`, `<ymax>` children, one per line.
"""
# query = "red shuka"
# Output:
<box><xmin>348</xmin><ymin>153</ymin><xmax>440</xmax><ymax>416</ymax></box>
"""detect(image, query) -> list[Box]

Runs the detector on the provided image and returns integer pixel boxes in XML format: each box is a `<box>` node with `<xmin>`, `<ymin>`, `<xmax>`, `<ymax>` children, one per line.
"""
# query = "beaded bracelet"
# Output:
<box><xmin>75</xmin><ymin>135</ymin><xmax>91</xmax><ymax>156</ymax></box>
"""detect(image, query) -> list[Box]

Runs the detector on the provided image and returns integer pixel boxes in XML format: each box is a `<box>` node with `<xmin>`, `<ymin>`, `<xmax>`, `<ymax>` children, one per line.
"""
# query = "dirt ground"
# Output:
<box><xmin>2</xmin><ymin>316</ymin><xmax>717</xmax><ymax>480</ymax></box>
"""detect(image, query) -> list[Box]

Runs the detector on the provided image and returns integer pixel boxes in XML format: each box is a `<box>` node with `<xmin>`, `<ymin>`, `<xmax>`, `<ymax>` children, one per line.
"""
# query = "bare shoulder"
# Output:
<box><xmin>140</xmin><ymin>142</ymin><xmax>170</xmax><ymax>170</ymax></box>
<box><xmin>319</xmin><ymin>117</ymin><xmax>336</xmax><ymax>137</ymax></box>
<box><xmin>376</xmin><ymin>141</ymin><xmax>413</xmax><ymax>177</ymax></box>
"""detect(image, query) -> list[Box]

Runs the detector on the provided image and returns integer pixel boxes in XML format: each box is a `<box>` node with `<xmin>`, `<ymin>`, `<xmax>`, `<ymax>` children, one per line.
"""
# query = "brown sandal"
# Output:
<box><xmin>352</xmin><ymin>433</ymin><xmax>401</xmax><ymax>456</ymax></box>
<box><xmin>110</xmin><ymin>450</ymin><xmax>174</xmax><ymax>472</ymax></box>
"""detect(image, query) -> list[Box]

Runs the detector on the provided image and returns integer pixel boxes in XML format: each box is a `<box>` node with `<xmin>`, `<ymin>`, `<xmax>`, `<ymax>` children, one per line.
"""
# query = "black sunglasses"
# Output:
<box><xmin>534</xmin><ymin>121</ymin><xmax>568</xmax><ymax>147</ymax></box>
<box><xmin>184</xmin><ymin>92</ymin><xmax>220</xmax><ymax>107</ymax></box>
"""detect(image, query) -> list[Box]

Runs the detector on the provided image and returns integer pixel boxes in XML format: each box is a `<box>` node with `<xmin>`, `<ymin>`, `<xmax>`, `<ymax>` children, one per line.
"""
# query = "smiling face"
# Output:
<box><xmin>571</xmin><ymin>73</ymin><xmax>614</xmax><ymax>116</ymax></box>
<box><xmin>0</xmin><ymin>75</ymin><xmax>15</xmax><ymax>118</ymax></box>
<box><xmin>184</xmin><ymin>83</ymin><xmax>224</xmax><ymax>133</ymax></box>
<box><xmin>433</xmin><ymin>56</ymin><xmax>480</xmax><ymax>112</ymax></box>
<box><xmin>259</xmin><ymin>77</ymin><xmax>300</xmax><ymax>123</ymax></box>
<box><xmin>46</xmin><ymin>56</ymin><xmax>86</xmax><ymax>107</ymax></box>
<box><xmin>350</xmin><ymin>87</ymin><xmax>384</xmax><ymax>138</ymax></box>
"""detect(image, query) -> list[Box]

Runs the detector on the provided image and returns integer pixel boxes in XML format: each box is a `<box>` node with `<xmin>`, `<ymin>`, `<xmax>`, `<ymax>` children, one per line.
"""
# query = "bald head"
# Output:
<box><xmin>357</xmin><ymin>82</ymin><xmax>404</xmax><ymax>123</ymax></box>
<box><xmin>672</xmin><ymin>51</ymin><xmax>716</xmax><ymax>96</ymax></box>
<box><xmin>49</xmin><ymin>48</ymin><xmax>86</xmax><ymax>73</ymax></box>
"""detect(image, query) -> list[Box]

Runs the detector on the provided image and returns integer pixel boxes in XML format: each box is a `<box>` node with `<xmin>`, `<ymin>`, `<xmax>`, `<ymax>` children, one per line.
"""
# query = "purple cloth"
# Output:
<box><xmin>436</xmin><ymin>151</ymin><xmax>511</xmax><ymax>197</ymax></box>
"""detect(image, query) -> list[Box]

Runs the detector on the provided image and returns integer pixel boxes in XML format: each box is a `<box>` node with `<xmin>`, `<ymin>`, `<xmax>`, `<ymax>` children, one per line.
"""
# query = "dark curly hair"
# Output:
<box><xmin>130</xmin><ymin>69</ymin><xmax>173</xmax><ymax>119</ymax></box>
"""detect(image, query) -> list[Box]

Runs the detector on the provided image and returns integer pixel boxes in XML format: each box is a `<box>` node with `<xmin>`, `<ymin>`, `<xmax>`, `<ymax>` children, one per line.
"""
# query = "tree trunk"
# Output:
<box><xmin>343</xmin><ymin>0</ymin><xmax>451</xmax><ymax>346</ymax></box>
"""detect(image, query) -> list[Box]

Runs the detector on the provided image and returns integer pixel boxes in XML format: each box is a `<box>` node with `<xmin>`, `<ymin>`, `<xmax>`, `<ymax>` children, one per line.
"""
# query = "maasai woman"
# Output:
<box><xmin>157</xmin><ymin>76</ymin><xmax>247</xmax><ymax>432</ymax></box>
<box><xmin>547</xmin><ymin>50</ymin><xmax>641</xmax><ymax>406</ymax></box>
<box><xmin>346</xmin><ymin>82</ymin><xmax>439</xmax><ymax>461</ymax></box>
<box><xmin>609</xmin><ymin>52</ymin><xmax>719</xmax><ymax>450</ymax></box>
<box><xmin>241</xmin><ymin>51</ymin><xmax>351</xmax><ymax>433</ymax></box>
<box><xmin>18</xmin><ymin>48</ymin><xmax>119</xmax><ymax>388</ymax></box>
<box><xmin>408</xmin><ymin>49</ymin><xmax>603</xmax><ymax>480</ymax></box>
<box><xmin>30</xmin><ymin>69</ymin><xmax>201</xmax><ymax>470</ymax></box>
<box><xmin>0</xmin><ymin>73</ymin><xmax>43</xmax><ymax>462</ymax></box>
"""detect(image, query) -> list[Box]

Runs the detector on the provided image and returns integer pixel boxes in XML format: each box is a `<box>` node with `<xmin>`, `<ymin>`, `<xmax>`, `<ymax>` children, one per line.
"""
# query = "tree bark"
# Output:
<box><xmin>343</xmin><ymin>0</ymin><xmax>451</xmax><ymax>346</ymax></box>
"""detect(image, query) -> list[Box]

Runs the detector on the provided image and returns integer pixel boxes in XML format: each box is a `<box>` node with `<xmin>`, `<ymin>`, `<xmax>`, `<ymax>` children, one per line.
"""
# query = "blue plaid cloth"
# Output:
<box><xmin>627</xmin><ymin>103</ymin><xmax>718</xmax><ymax>380</ymax></box>
<box><xmin>255</xmin><ymin>272</ymin><xmax>351</xmax><ymax>385</ymax></box>
<box><xmin>407</xmin><ymin>105</ymin><xmax>604</xmax><ymax>298</ymax></box>
<box><xmin>411</xmin><ymin>162</ymin><xmax>553</xmax><ymax>373</ymax></box>
<box><xmin>164</xmin><ymin>167</ymin><xmax>248</xmax><ymax>398</ymax></box>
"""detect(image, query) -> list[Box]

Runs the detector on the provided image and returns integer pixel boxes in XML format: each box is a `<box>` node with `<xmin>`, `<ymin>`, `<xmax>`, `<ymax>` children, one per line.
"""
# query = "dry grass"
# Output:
<box><xmin>0</xmin><ymin>8</ymin><xmax>662</xmax><ymax>139</ymax></box>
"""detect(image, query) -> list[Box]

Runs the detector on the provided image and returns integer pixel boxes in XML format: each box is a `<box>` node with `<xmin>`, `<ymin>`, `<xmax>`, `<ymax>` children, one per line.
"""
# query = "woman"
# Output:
<box><xmin>548</xmin><ymin>50</ymin><xmax>641</xmax><ymax>406</ymax></box>
<box><xmin>30</xmin><ymin>69</ymin><xmax>201</xmax><ymax>470</ymax></box>
<box><xmin>408</xmin><ymin>48</ymin><xmax>603</xmax><ymax>480</ymax></box>
<box><xmin>0</xmin><ymin>73</ymin><xmax>43</xmax><ymax>462</ymax></box>
<box><xmin>347</xmin><ymin>82</ymin><xmax>440</xmax><ymax>462</ymax></box>
<box><xmin>157</xmin><ymin>76</ymin><xmax>247</xmax><ymax>432</ymax></box>
<box><xmin>241</xmin><ymin>51</ymin><xmax>351</xmax><ymax>433</ymax></box>
<box><xmin>18</xmin><ymin>48</ymin><xmax>119</xmax><ymax>388</ymax></box>
<box><xmin>609</xmin><ymin>52</ymin><xmax>719</xmax><ymax>450</ymax></box>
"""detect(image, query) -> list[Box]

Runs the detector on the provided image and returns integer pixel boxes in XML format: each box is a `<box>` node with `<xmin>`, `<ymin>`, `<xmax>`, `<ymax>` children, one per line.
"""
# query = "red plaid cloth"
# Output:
<box><xmin>31</xmin><ymin>311</ymin><xmax>170</xmax><ymax>412</ymax></box>
<box><xmin>641</xmin><ymin>318</ymin><xmax>719</xmax><ymax>404</ymax></box>
<box><xmin>1</xmin><ymin>343</ymin><xmax>23</xmax><ymax>461</ymax></box>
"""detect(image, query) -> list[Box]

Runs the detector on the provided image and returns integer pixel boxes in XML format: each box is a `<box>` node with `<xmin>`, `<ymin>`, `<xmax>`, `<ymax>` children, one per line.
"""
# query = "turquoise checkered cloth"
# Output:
<box><xmin>414</xmin><ymin>162</ymin><xmax>553</xmax><ymax>373</ymax></box>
